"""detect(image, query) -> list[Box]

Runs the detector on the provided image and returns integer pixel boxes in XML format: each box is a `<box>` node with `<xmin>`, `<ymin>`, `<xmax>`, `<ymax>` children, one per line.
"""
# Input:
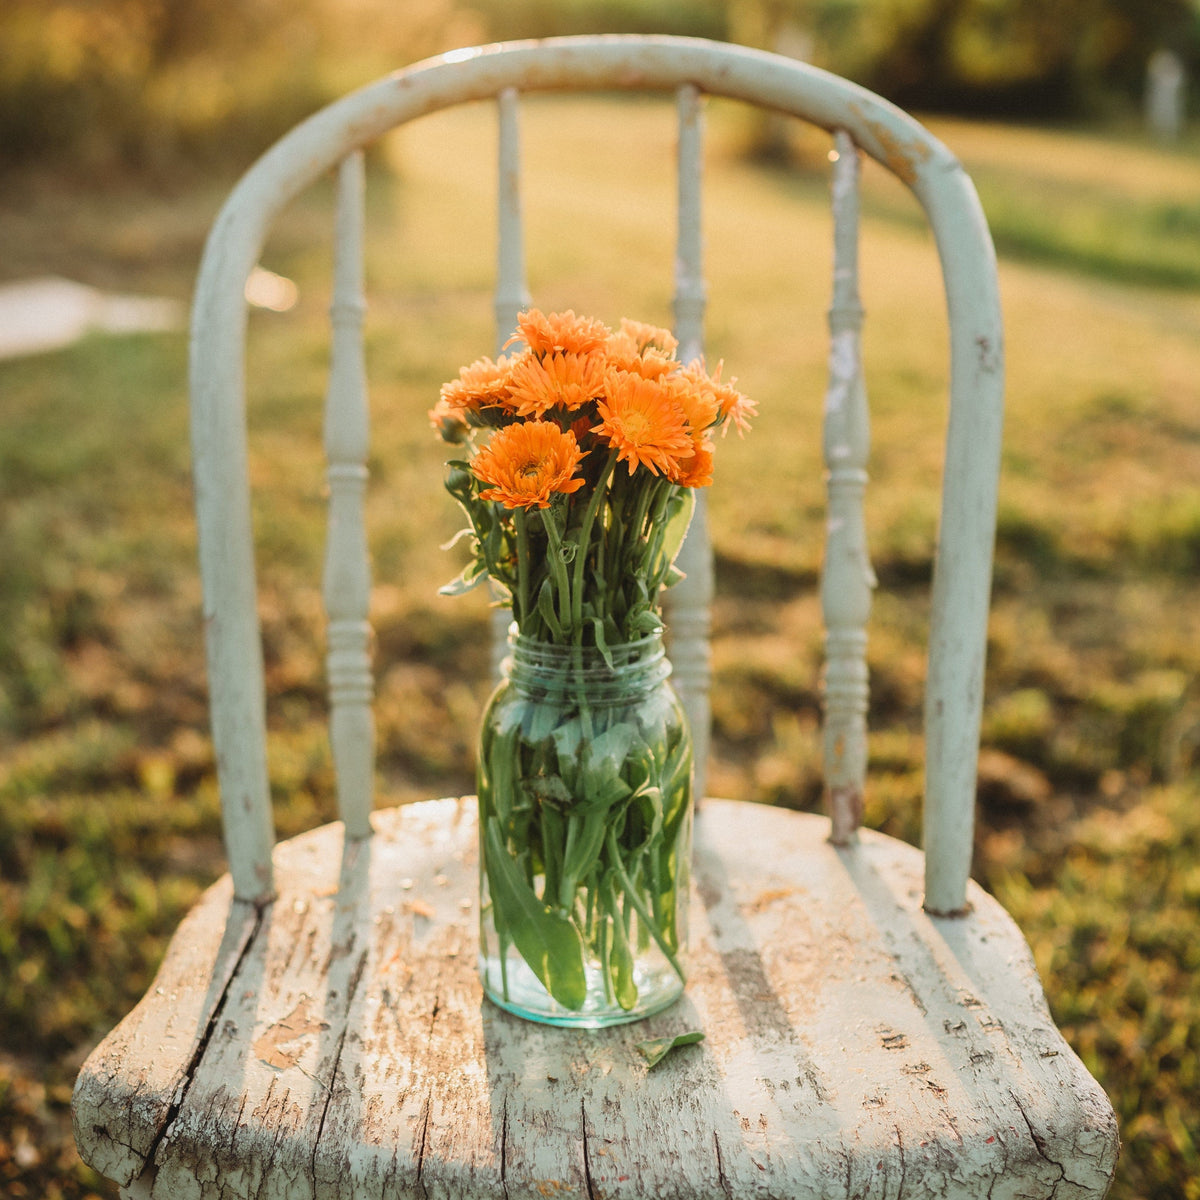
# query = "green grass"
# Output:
<box><xmin>3</xmin><ymin>98</ymin><xmax>1200</xmax><ymax>1197</ymax></box>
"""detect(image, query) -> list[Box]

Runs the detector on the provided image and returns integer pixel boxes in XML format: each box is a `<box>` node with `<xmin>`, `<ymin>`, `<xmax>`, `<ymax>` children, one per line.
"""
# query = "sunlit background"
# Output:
<box><xmin>2</xmin><ymin>2</ymin><xmax>1200</xmax><ymax>1197</ymax></box>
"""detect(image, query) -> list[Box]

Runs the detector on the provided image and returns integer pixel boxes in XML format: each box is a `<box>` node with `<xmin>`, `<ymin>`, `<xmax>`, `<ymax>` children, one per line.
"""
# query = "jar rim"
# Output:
<box><xmin>503</xmin><ymin>627</ymin><xmax>671</xmax><ymax>693</ymax></box>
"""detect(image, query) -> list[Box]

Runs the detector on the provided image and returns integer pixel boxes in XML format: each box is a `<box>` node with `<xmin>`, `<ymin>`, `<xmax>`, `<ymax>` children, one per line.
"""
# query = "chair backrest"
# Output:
<box><xmin>190</xmin><ymin>35</ymin><xmax>1003</xmax><ymax>918</ymax></box>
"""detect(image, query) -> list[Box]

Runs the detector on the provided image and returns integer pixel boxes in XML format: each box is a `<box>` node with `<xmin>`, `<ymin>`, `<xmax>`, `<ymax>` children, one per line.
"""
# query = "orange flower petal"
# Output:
<box><xmin>604</xmin><ymin>335</ymin><xmax>676</xmax><ymax>380</ymax></box>
<box><xmin>470</xmin><ymin>420</ymin><xmax>587</xmax><ymax>509</ymax></box>
<box><xmin>616</xmin><ymin>317</ymin><xmax>678</xmax><ymax>356</ymax></box>
<box><xmin>593</xmin><ymin>371</ymin><xmax>694</xmax><ymax>477</ymax></box>
<box><xmin>666</xmin><ymin>362</ymin><xmax>721</xmax><ymax>433</ymax></box>
<box><xmin>708</xmin><ymin>359</ymin><xmax>757</xmax><ymax>435</ymax></box>
<box><xmin>508</xmin><ymin>308</ymin><xmax>611</xmax><ymax>357</ymax></box>
<box><xmin>433</xmin><ymin>354</ymin><xmax>516</xmax><ymax>424</ymax></box>
<box><xmin>674</xmin><ymin>432</ymin><xmax>714</xmax><ymax>488</ymax></box>
<box><xmin>505</xmin><ymin>352</ymin><xmax>607</xmax><ymax>417</ymax></box>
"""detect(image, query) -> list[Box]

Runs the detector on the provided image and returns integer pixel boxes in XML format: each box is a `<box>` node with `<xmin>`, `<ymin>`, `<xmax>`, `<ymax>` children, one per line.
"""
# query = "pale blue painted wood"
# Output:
<box><xmin>821</xmin><ymin>130</ymin><xmax>876</xmax><ymax>847</ymax></box>
<box><xmin>494</xmin><ymin>86</ymin><xmax>530</xmax><ymax>350</ymax></box>
<box><xmin>323</xmin><ymin>151</ymin><xmax>375</xmax><ymax>840</ymax></box>
<box><xmin>488</xmin><ymin>88</ymin><xmax>528</xmax><ymax>679</ymax></box>
<box><xmin>189</xmin><ymin>34</ymin><xmax>1004</xmax><ymax>914</ymax></box>
<box><xmin>666</xmin><ymin>82</ymin><xmax>713</xmax><ymax>803</ymax></box>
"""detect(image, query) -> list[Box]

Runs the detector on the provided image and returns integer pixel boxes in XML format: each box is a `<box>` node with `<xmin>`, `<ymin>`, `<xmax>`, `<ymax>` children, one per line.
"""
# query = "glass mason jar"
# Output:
<box><xmin>477</xmin><ymin>631</ymin><xmax>693</xmax><ymax>1027</ymax></box>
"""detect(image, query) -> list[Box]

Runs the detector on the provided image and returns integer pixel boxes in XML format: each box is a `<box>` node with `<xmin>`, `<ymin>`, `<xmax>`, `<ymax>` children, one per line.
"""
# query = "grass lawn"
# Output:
<box><xmin>2</xmin><ymin>97</ymin><xmax>1199</xmax><ymax>1197</ymax></box>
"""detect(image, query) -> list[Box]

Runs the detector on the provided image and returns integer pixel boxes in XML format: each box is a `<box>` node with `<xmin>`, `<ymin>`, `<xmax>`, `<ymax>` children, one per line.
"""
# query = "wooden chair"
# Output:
<box><xmin>73</xmin><ymin>36</ymin><xmax>1119</xmax><ymax>1198</ymax></box>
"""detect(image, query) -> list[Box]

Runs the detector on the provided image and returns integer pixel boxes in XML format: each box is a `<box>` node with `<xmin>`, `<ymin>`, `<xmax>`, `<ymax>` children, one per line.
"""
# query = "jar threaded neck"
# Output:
<box><xmin>504</xmin><ymin>631</ymin><xmax>671</xmax><ymax>699</ymax></box>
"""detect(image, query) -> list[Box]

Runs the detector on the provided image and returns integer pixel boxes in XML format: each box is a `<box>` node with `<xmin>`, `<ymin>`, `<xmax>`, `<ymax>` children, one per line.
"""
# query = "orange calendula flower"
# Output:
<box><xmin>604</xmin><ymin>335</ymin><xmax>675</xmax><ymax>381</ymax></box>
<box><xmin>667</xmin><ymin>363</ymin><xmax>722</xmax><ymax>434</ymax></box>
<box><xmin>509</xmin><ymin>308</ymin><xmax>611</xmax><ymax>358</ymax></box>
<box><xmin>506</xmin><ymin>352</ymin><xmax>607</xmax><ymax>417</ymax></box>
<box><xmin>708</xmin><ymin>360</ymin><xmax>757</xmax><ymax>435</ymax></box>
<box><xmin>471</xmin><ymin>420</ymin><xmax>586</xmax><ymax>510</ymax></box>
<box><xmin>675</xmin><ymin>432</ymin><xmax>714</xmax><ymax>488</ymax></box>
<box><xmin>593</xmin><ymin>372</ymin><xmax>693</xmax><ymax>477</ymax></box>
<box><xmin>431</xmin><ymin>354</ymin><xmax>515</xmax><ymax>432</ymax></box>
<box><xmin>616</xmin><ymin>318</ymin><xmax>678</xmax><ymax>356</ymax></box>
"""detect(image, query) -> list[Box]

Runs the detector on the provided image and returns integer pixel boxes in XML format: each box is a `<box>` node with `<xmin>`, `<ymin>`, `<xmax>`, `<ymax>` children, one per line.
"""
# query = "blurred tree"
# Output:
<box><xmin>725</xmin><ymin>0</ymin><xmax>1200</xmax><ymax>118</ymax></box>
<box><xmin>0</xmin><ymin>0</ymin><xmax>485</xmax><ymax>176</ymax></box>
<box><xmin>476</xmin><ymin>0</ymin><xmax>725</xmax><ymax>42</ymax></box>
<box><xmin>874</xmin><ymin>0</ymin><xmax>1200</xmax><ymax>115</ymax></box>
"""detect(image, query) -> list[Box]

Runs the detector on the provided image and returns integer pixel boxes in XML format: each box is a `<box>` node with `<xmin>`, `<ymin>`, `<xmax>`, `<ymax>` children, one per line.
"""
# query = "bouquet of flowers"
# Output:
<box><xmin>434</xmin><ymin>308</ymin><xmax>753</xmax><ymax>1021</ymax></box>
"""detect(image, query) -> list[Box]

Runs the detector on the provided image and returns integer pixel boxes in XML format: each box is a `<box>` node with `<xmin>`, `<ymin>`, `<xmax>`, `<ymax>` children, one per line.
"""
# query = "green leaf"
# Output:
<box><xmin>480</xmin><ymin>722</ymin><xmax>521</xmax><ymax>833</ymax></box>
<box><xmin>660</xmin><ymin>487</ymin><xmax>695</xmax><ymax>567</ymax></box>
<box><xmin>632</xmin><ymin>783</ymin><xmax>664</xmax><ymax>847</ymax></box>
<box><xmin>561</xmin><ymin>808</ymin><xmax>610</xmax><ymax>887</ymax></box>
<box><xmin>438</xmin><ymin>564</ymin><xmax>488</xmax><ymax>597</ymax></box>
<box><xmin>484</xmin><ymin>818</ymin><xmax>587</xmax><ymax>1010</ymax></box>
<box><xmin>439</xmin><ymin>525</ymin><xmax>477</xmax><ymax>552</ymax></box>
<box><xmin>629</xmin><ymin>608</ymin><xmax>665</xmax><ymax>636</ymax></box>
<box><xmin>536</xmin><ymin>578</ymin><xmax>564</xmax><ymax>641</ymax></box>
<box><xmin>635</xmin><ymin>1030</ymin><xmax>705</xmax><ymax>1069</ymax></box>
<box><xmin>587</xmin><ymin>615</ymin><xmax>615</xmax><ymax>669</ymax></box>
<box><xmin>526</xmin><ymin>772</ymin><xmax>573</xmax><ymax>807</ymax></box>
<box><xmin>585</xmin><ymin>721</ymin><xmax>637</xmax><ymax>781</ymax></box>
<box><xmin>550</xmin><ymin>716</ymin><xmax>584</xmax><ymax>763</ymax></box>
<box><xmin>605</xmin><ymin>874</ymin><xmax>638</xmax><ymax>1011</ymax></box>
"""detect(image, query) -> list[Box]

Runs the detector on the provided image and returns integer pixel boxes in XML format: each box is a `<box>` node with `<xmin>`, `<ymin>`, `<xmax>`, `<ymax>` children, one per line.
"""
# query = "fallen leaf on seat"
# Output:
<box><xmin>635</xmin><ymin>1030</ymin><xmax>705</xmax><ymax>1069</ymax></box>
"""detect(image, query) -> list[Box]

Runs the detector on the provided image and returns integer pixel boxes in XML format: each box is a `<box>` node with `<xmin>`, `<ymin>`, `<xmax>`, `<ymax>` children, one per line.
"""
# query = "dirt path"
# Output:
<box><xmin>0</xmin><ymin>276</ymin><xmax>184</xmax><ymax>360</ymax></box>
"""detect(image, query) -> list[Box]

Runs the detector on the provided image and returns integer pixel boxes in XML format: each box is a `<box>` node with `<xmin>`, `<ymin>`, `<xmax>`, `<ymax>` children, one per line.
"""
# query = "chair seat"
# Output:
<box><xmin>74</xmin><ymin>798</ymin><xmax>1118</xmax><ymax>1198</ymax></box>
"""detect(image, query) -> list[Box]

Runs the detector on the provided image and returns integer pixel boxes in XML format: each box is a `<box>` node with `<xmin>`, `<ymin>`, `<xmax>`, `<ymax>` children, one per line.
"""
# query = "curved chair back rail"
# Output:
<box><xmin>190</xmin><ymin>35</ymin><xmax>1004</xmax><ymax>914</ymax></box>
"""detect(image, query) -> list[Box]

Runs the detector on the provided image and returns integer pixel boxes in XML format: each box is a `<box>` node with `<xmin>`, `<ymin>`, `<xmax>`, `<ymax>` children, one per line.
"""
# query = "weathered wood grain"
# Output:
<box><xmin>71</xmin><ymin>876</ymin><xmax>259</xmax><ymax>1187</ymax></box>
<box><xmin>76</xmin><ymin>799</ymin><xmax>1118</xmax><ymax>1198</ymax></box>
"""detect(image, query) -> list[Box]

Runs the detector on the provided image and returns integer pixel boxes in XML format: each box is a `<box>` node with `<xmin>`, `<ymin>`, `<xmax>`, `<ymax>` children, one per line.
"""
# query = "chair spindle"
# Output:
<box><xmin>665</xmin><ymin>82</ymin><xmax>714</xmax><ymax>800</ymax></box>
<box><xmin>323</xmin><ymin>150</ymin><xmax>375</xmax><ymax>839</ymax></box>
<box><xmin>489</xmin><ymin>87</ymin><xmax>530</xmax><ymax>675</ymax></box>
<box><xmin>821</xmin><ymin>130</ymin><xmax>876</xmax><ymax>845</ymax></box>
<box><xmin>495</xmin><ymin>87</ymin><xmax>531</xmax><ymax>352</ymax></box>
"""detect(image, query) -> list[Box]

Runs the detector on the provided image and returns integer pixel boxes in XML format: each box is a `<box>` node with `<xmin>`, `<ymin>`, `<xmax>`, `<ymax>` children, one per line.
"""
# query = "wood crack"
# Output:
<box><xmin>413</xmin><ymin>1089</ymin><xmax>432</xmax><ymax>1200</ymax></box>
<box><xmin>499</xmin><ymin>1093</ymin><xmax>510</xmax><ymax>1200</ymax></box>
<box><xmin>136</xmin><ymin>901</ymin><xmax>266</xmax><ymax>1188</ymax></box>
<box><xmin>252</xmin><ymin>1083</ymin><xmax>291</xmax><ymax>1200</ymax></box>
<box><xmin>581</xmin><ymin>1099</ymin><xmax>597</xmax><ymax>1200</ymax></box>
<box><xmin>309</xmin><ymin>947</ymin><xmax>368</xmax><ymax>1190</ymax></box>
<box><xmin>1011</xmin><ymin>1090</ymin><xmax>1080</xmax><ymax>1193</ymax></box>
<box><xmin>713</xmin><ymin>1131</ymin><xmax>734</xmax><ymax>1200</ymax></box>
<box><xmin>405</xmin><ymin>985</ymin><xmax>440</xmax><ymax>1199</ymax></box>
<box><xmin>308</xmin><ymin>1029</ymin><xmax>348</xmax><ymax>1185</ymax></box>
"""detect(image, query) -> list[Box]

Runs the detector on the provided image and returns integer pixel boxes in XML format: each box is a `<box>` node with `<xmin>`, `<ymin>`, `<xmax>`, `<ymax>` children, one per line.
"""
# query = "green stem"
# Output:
<box><xmin>559</xmin><ymin>818</ymin><xmax>579</xmax><ymax>911</ymax></box>
<box><xmin>643</xmin><ymin>479</ymin><xmax>678</xmax><ymax>592</ymax></box>
<box><xmin>571</xmin><ymin>450</ymin><xmax>618</xmax><ymax>638</ymax></box>
<box><xmin>514</xmin><ymin>506</ymin><xmax>531</xmax><ymax>629</ymax></box>
<box><xmin>604</xmin><ymin>827</ymin><xmax>686</xmax><ymax>984</ymax></box>
<box><xmin>539</xmin><ymin>505</ymin><xmax>574</xmax><ymax>638</ymax></box>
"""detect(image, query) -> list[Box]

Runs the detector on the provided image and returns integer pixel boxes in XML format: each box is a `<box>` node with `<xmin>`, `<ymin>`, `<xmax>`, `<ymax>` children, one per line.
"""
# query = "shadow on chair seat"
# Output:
<box><xmin>74</xmin><ymin>798</ymin><xmax>1117</xmax><ymax>1198</ymax></box>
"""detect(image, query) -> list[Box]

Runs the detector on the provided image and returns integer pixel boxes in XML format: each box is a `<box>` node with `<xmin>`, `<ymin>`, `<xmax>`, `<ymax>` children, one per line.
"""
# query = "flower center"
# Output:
<box><xmin>622</xmin><ymin>412</ymin><xmax>651</xmax><ymax>441</ymax></box>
